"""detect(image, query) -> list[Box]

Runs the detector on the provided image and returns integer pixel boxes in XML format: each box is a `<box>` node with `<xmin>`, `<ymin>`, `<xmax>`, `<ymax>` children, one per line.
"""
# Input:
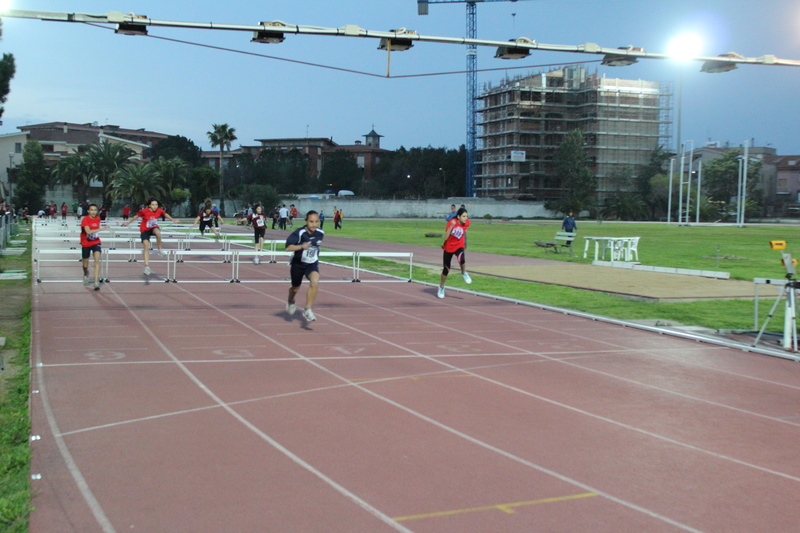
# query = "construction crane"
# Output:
<box><xmin>418</xmin><ymin>0</ymin><xmax>531</xmax><ymax>197</ymax></box>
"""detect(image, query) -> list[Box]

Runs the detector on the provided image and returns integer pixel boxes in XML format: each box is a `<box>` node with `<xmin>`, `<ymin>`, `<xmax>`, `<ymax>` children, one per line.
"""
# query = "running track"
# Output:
<box><xmin>29</xmin><ymin>238</ymin><xmax>800</xmax><ymax>532</ymax></box>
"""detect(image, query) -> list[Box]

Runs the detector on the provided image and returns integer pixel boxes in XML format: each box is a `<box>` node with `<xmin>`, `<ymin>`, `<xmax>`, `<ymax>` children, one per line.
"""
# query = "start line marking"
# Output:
<box><xmin>393</xmin><ymin>492</ymin><xmax>597</xmax><ymax>522</ymax></box>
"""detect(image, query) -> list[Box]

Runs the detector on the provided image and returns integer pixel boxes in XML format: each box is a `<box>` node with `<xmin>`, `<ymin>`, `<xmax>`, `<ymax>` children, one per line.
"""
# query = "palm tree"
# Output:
<box><xmin>85</xmin><ymin>141</ymin><xmax>136</xmax><ymax>204</ymax></box>
<box><xmin>207</xmin><ymin>123</ymin><xmax>237</xmax><ymax>216</ymax></box>
<box><xmin>150</xmin><ymin>156</ymin><xmax>189</xmax><ymax>211</ymax></box>
<box><xmin>51</xmin><ymin>154</ymin><xmax>91</xmax><ymax>203</ymax></box>
<box><xmin>111</xmin><ymin>163</ymin><xmax>165</xmax><ymax>209</ymax></box>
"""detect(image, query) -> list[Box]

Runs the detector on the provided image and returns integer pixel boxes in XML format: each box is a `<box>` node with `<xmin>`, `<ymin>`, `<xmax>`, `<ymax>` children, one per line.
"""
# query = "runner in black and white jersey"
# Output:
<box><xmin>284</xmin><ymin>211</ymin><xmax>324</xmax><ymax>322</ymax></box>
<box><xmin>192</xmin><ymin>198</ymin><xmax>223</xmax><ymax>239</ymax></box>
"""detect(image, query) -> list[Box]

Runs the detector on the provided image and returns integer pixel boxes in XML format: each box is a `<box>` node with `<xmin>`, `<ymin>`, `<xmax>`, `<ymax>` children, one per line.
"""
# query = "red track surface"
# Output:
<box><xmin>29</xmin><ymin>239</ymin><xmax>800</xmax><ymax>533</ymax></box>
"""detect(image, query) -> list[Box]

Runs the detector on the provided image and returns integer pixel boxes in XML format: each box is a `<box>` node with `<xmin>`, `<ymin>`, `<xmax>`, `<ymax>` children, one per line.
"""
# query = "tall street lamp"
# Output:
<box><xmin>668</xmin><ymin>34</ymin><xmax>702</xmax><ymax>157</ymax></box>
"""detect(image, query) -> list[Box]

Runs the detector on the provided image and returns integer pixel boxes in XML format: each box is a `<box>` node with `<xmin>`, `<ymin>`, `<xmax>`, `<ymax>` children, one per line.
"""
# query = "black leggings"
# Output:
<box><xmin>442</xmin><ymin>248</ymin><xmax>466</xmax><ymax>276</ymax></box>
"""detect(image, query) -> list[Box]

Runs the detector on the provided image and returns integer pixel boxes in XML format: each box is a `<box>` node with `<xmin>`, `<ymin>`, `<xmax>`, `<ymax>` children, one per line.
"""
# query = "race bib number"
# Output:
<box><xmin>301</xmin><ymin>246</ymin><xmax>318</xmax><ymax>264</ymax></box>
<box><xmin>451</xmin><ymin>226</ymin><xmax>465</xmax><ymax>239</ymax></box>
<box><xmin>255</xmin><ymin>217</ymin><xmax>264</xmax><ymax>228</ymax></box>
<box><xmin>87</xmin><ymin>233</ymin><xmax>99</xmax><ymax>241</ymax></box>
<box><xmin>146</xmin><ymin>218</ymin><xmax>158</xmax><ymax>228</ymax></box>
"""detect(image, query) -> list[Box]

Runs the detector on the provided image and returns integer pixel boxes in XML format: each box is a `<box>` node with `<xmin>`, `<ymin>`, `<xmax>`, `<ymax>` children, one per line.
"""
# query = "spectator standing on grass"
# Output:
<box><xmin>319</xmin><ymin>210</ymin><xmax>325</xmax><ymax>229</ymax></box>
<box><xmin>279</xmin><ymin>204</ymin><xmax>289</xmax><ymax>230</ymax></box>
<box><xmin>561</xmin><ymin>210</ymin><xmax>577</xmax><ymax>245</ymax></box>
<box><xmin>333</xmin><ymin>209</ymin><xmax>342</xmax><ymax>230</ymax></box>
<box><xmin>289</xmin><ymin>204</ymin><xmax>298</xmax><ymax>228</ymax></box>
<box><xmin>122</xmin><ymin>205</ymin><xmax>131</xmax><ymax>220</ymax></box>
<box><xmin>61</xmin><ymin>202</ymin><xmax>68</xmax><ymax>221</ymax></box>
<box><xmin>445</xmin><ymin>204</ymin><xmax>457</xmax><ymax>221</ymax></box>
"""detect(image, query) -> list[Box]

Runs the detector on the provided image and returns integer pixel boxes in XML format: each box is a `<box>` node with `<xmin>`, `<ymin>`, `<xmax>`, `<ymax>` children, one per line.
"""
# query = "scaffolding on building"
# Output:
<box><xmin>476</xmin><ymin>66</ymin><xmax>673</xmax><ymax>202</ymax></box>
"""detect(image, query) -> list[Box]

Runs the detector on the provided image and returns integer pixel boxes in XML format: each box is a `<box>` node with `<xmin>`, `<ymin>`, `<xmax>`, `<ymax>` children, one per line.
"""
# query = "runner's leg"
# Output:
<box><xmin>306</xmin><ymin>271</ymin><xmax>320</xmax><ymax>309</ymax></box>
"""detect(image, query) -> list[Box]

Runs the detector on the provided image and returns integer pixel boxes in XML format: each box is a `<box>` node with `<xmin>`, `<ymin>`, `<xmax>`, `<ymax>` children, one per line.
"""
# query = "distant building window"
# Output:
<box><xmin>42</xmin><ymin>144</ymin><xmax>55</xmax><ymax>153</ymax></box>
<box><xmin>14</xmin><ymin>143</ymin><xmax>22</xmax><ymax>153</ymax></box>
<box><xmin>789</xmin><ymin>160</ymin><xmax>797</xmax><ymax>166</ymax></box>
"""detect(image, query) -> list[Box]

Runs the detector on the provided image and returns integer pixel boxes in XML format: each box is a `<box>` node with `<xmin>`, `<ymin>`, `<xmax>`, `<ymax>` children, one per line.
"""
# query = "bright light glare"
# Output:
<box><xmin>668</xmin><ymin>34</ymin><xmax>703</xmax><ymax>61</ymax></box>
<box><xmin>0</xmin><ymin>0</ymin><xmax>12</xmax><ymax>14</ymax></box>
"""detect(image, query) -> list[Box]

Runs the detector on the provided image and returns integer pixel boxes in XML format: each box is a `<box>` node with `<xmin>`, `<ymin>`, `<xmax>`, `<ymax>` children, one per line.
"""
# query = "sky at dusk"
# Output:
<box><xmin>1</xmin><ymin>0</ymin><xmax>799</xmax><ymax>155</ymax></box>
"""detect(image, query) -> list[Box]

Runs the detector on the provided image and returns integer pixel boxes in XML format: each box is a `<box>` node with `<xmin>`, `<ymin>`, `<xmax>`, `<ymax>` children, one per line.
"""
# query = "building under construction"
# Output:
<box><xmin>476</xmin><ymin>65</ymin><xmax>672</xmax><ymax>202</ymax></box>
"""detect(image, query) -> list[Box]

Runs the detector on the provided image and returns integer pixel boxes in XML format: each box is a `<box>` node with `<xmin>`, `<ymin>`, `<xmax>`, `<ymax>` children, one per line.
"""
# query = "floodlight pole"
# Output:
<box><xmin>739</xmin><ymin>140</ymin><xmax>749</xmax><ymax>226</ymax></box>
<box><xmin>685</xmin><ymin>147</ymin><xmax>692</xmax><ymax>223</ymax></box>
<box><xmin>678</xmin><ymin>151</ymin><xmax>685</xmax><ymax>224</ymax></box>
<box><xmin>667</xmin><ymin>157</ymin><xmax>674</xmax><ymax>224</ymax></box>
<box><xmin>695</xmin><ymin>159</ymin><xmax>702</xmax><ymax>223</ymax></box>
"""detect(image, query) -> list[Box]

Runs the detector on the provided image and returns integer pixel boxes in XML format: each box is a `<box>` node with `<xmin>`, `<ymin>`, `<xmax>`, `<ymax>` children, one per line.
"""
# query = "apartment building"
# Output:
<box><xmin>476</xmin><ymin>66</ymin><xmax>672</xmax><ymax>202</ymax></box>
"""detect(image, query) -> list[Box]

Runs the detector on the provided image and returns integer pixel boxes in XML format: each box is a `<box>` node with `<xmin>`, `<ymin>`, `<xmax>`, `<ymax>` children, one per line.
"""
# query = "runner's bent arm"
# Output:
<box><xmin>83</xmin><ymin>224</ymin><xmax>110</xmax><ymax>235</ymax></box>
<box><xmin>285</xmin><ymin>241</ymin><xmax>311</xmax><ymax>252</ymax></box>
<box><xmin>121</xmin><ymin>213</ymin><xmax>141</xmax><ymax>227</ymax></box>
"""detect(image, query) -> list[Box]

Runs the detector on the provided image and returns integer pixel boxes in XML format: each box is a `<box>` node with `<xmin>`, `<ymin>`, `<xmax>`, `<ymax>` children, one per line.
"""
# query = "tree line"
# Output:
<box><xmin>10</xmin><ymin>127</ymin><xmax>764</xmax><ymax>222</ymax></box>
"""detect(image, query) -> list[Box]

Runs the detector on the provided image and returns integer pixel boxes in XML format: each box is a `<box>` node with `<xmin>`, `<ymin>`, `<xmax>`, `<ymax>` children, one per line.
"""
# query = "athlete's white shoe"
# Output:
<box><xmin>252</xmin><ymin>256</ymin><xmax>259</xmax><ymax>264</ymax></box>
<box><xmin>83</xmin><ymin>275</ymin><xmax>89</xmax><ymax>286</ymax></box>
<box><xmin>303</xmin><ymin>308</ymin><xmax>316</xmax><ymax>322</ymax></box>
<box><xmin>93</xmin><ymin>282</ymin><xmax>100</xmax><ymax>291</ymax></box>
<box><xmin>157</xmin><ymin>249</ymin><xmax>166</xmax><ymax>257</ymax></box>
<box><xmin>143</xmin><ymin>266</ymin><xmax>151</xmax><ymax>275</ymax></box>
<box><xmin>462</xmin><ymin>272</ymin><xmax>472</xmax><ymax>285</ymax></box>
<box><xmin>437</xmin><ymin>286</ymin><xmax>445</xmax><ymax>299</ymax></box>
<box><xmin>286</xmin><ymin>302</ymin><xmax>296</xmax><ymax>315</ymax></box>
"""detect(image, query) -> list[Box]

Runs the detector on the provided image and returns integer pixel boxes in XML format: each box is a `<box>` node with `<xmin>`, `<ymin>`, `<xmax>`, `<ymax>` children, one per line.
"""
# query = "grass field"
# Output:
<box><xmin>325</xmin><ymin>219</ymin><xmax>800</xmax><ymax>332</ymax></box>
<box><xmin>0</xmin><ymin>225</ymin><xmax>32</xmax><ymax>533</ymax></box>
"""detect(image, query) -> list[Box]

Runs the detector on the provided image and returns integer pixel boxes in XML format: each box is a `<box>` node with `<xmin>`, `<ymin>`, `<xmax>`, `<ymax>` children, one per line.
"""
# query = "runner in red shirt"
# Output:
<box><xmin>60</xmin><ymin>202</ymin><xmax>68</xmax><ymax>222</ymax></box>
<box><xmin>437</xmin><ymin>207</ymin><xmax>472</xmax><ymax>299</ymax></box>
<box><xmin>80</xmin><ymin>203</ymin><xmax>110</xmax><ymax>290</ymax></box>
<box><xmin>122</xmin><ymin>197</ymin><xmax>179</xmax><ymax>276</ymax></box>
<box><xmin>247</xmin><ymin>204</ymin><xmax>267</xmax><ymax>264</ymax></box>
<box><xmin>289</xmin><ymin>204</ymin><xmax>298</xmax><ymax>228</ymax></box>
<box><xmin>122</xmin><ymin>205</ymin><xmax>131</xmax><ymax>220</ymax></box>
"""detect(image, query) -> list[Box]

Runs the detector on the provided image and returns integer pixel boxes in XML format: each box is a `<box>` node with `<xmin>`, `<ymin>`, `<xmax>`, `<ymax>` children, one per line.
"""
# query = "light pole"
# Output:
<box><xmin>439</xmin><ymin>167</ymin><xmax>446</xmax><ymax>198</ymax></box>
<box><xmin>668</xmin><ymin>35</ymin><xmax>701</xmax><ymax>225</ymax></box>
<box><xmin>7</xmin><ymin>153</ymin><xmax>14</xmax><ymax>201</ymax></box>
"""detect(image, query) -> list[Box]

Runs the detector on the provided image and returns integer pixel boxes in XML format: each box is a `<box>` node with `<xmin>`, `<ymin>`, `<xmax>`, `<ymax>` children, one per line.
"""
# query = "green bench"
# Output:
<box><xmin>535</xmin><ymin>231</ymin><xmax>577</xmax><ymax>256</ymax></box>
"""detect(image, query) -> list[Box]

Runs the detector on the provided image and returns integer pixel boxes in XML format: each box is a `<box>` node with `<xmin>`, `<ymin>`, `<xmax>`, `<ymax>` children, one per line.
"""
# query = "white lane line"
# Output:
<box><xmin>369</xmin><ymin>283</ymin><xmax>800</xmax><ymax>419</ymax></box>
<box><xmin>32</xmin><ymin>301</ymin><xmax>118</xmax><ymax>533</ymax></box>
<box><xmin>193</xmin><ymin>284</ymin><xmax>707</xmax><ymax>533</ymax></box>
<box><xmin>104</xmin><ymin>287</ymin><xmax>414</xmax><ymax>533</ymax></box>
<box><xmin>323</xmin><ymin>286</ymin><xmax>800</xmax><ymax>481</ymax></box>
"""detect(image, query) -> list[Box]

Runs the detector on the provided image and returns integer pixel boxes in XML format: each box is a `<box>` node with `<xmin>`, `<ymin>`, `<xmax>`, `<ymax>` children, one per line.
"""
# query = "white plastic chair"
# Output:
<box><xmin>626</xmin><ymin>237</ymin><xmax>640</xmax><ymax>261</ymax></box>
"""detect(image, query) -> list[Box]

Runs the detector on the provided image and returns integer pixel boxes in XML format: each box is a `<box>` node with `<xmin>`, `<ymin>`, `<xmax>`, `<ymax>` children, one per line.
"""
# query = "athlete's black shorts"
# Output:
<box><xmin>442</xmin><ymin>248</ymin><xmax>466</xmax><ymax>276</ymax></box>
<box><xmin>140</xmin><ymin>229</ymin><xmax>157</xmax><ymax>242</ymax></box>
<box><xmin>82</xmin><ymin>243</ymin><xmax>102</xmax><ymax>259</ymax></box>
<box><xmin>290</xmin><ymin>262</ymin><xmax>319</xmax><ymax>287</ymax></box>
<box><xmin>199</xmin><ymin>221</ymin><xmax>214</xmax><ymax>234</ymax></box>
<box><xmin>254</xmin><ymin>227</ymin><xmax>266</xmax><ymax>243</ymax></box>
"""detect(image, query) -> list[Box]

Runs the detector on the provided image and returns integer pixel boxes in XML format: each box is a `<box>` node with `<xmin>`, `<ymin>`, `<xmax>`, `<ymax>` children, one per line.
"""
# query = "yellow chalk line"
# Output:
<box><xmin>393</xmin><ymin>492</ymin><xmax>597</xmax><ymax>522</ymax></box>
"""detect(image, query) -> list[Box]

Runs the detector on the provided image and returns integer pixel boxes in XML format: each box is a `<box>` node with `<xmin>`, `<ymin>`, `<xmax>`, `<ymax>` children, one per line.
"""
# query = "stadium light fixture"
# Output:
<box><xmin>701</xmin><ymin>52</ymin><xmax>743</xmax><ymax>73</ymax></box>
<box><xmin>601</xmin><ymin>45</ymin><xmax>643</xmax><ymax>66</ymax></box>
<box><xmin>378</xmin><ymin>29</ymin><xmax>417</xmax><ymax>51</ymax></box>
<box><xmin>495</xmin><ymin>38</ymin><xmax>535</xmax><ymax>59</ymax></box>
<box><xmin>251</xmin><ymin>21</ymin><xmax>289</xmax><ymax>44</ymax></box>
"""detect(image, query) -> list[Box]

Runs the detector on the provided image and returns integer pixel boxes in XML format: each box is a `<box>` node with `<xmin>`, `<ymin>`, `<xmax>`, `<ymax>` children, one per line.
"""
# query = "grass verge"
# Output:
<box><xmin>326</xmin><ymin>253</ymin><xmax>787</xmax><ymax>332</ymax></box>
<box><xmin>0</xmin><ymin>224</ymin><xmax>33</xmax><ymax>533</ymax></box>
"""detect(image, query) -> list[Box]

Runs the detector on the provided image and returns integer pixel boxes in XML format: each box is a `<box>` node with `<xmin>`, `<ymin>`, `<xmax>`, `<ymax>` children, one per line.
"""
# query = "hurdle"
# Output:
<box><xmin>355</xmin><ymin>252</ymin><xmax>413</xmax><ymax>282</ymax></box>
<box><xmin>34</xmin><ymin>248</ymin><xmax>172</xmax><ymax>283</ymax></box>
